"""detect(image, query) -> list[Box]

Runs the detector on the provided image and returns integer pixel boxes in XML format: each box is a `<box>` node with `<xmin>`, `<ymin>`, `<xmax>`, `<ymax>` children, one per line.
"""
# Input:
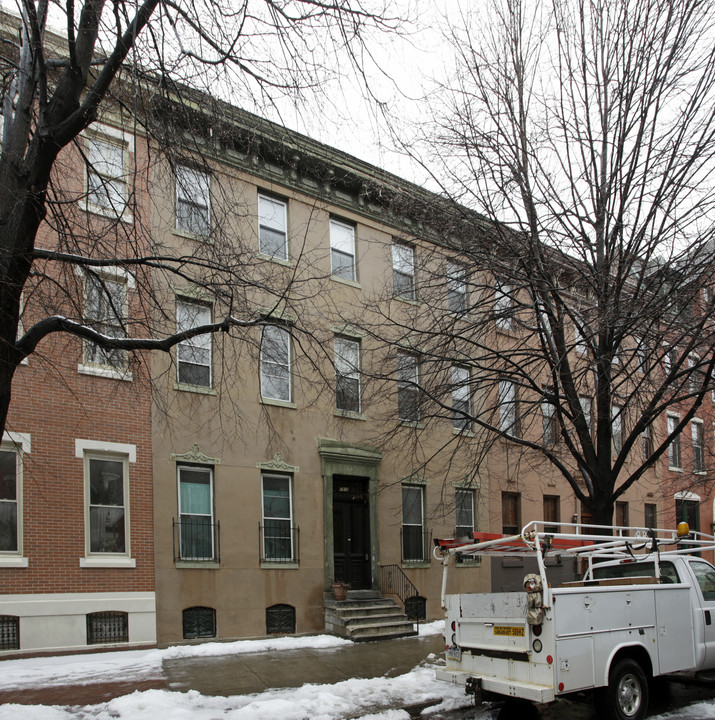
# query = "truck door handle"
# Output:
<box><xmin>706</xmin><ymin>610</ymin><xmax>712</xmax><ymax>626</ymax></box>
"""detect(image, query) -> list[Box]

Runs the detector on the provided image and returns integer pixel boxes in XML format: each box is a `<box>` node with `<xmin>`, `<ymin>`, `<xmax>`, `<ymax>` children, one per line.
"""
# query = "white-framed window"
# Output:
<box><xmin>447</xmin><ymin>261</ymin><xmax>467</xmax><ymax>314</ymax></box>
<box><xmin>542</xmin><ymin>394</ymin><xmax>558</xmax><ymax>447</ymax></box>
<box><xmin>663</xmin><ymin>344</ymin><xmax>677</xmax><ymax>377</ymax></box>
<box><xmin>178</xmin><ymin>465</ymin><xmax>215</xmax><ymax>561</ymax></box>
<box><xmin>258</xmin><ymin>193</ymin><xmax>288</xmax><ymax>260</ymax></box>
<box><xmin>86</xmin><ymin>453</ymin><xmax>129</xmax><ymax>556</ymax></box>
<box><xmin>494</xmin><ymin>281</ymin><xmax>514</xmax><ymax>330</ymax></box>
<box><xmin>692</xmin><ymin>420</ymin><xmax>705</xmax><ymax>473</ymax></box>
<box><xmin>176</xmin><ymin>300</ymin><xmax>212</xmax><ymax>388</ymax></box>
<box><xmin>667</xmin><ymin>414</ymin><xmax>681</xmax><ymax>469</ymax></box>
<box><xmin>330</xmin><ymin>218</ymin><xmax>356</xmax><ymax>281</ymax></box>
<box><xmin>401</xmin><ymin>485</ymin><xmax>425</xmax><ymax>562</ymax></box>
<box><xmin>689</xmin><ymin>353</ymin><xmax>701</xmax><ymax>394</ymax></box>
<box><xmin>579</xmin><ymin>395</ymin><xmax>592</xmax><ymax>434</ymax></box>
<box><xmin>642</xmin><ymin>423</ymin><xmax>653</xmax><ymax>460</ymax></box>
<box><xmin>574</xmin><ymin>322</ymin><xmax>588</xmax><ymax>356</ymax></box>
<box><xmin>176</xmin><ymin>165</ymin><xmax>210</xmax><ymax>236</ymax></box>
<box><xmin>392</xmin><ymin>243</ymin><xmax>415</xmax><ymax>299</ymax></box>
<box><xmin>498</xmin><ymin>380</ymin><xmax>518</xmax><ymax>435</ymax></box>
<box><xmin>84</xmin><ymin>273</ymin><xmax>127</xmax><ymax>370</ymax></box>
<box><xmin>397</xmin><ymin>352</ymin><xmax>420</xmax><ymax>423</ymax></box>
<box><xmin>335</xmin><ymin>336</ymin><xmax>361</xmax><ymax>413</ymax></box>
<box><xmin>261</xmin><ymin>473</ymin><xmax>295</xmax><ymax>562</ymax></box>
<box><xmin>260</xmin><ymin>325</ymin><xmax>292</xmax><ymax>402</ymax></box>
<box><xmin>452</xmin><ymin>365</ymin><xmax>471</xmax><ymax>432</ymax></box>
<box><xmin>612</xmin><ymin>404</ymin><xmax>623</xmax><ymax>454</ymax></box>
<box><xmin>87</xmin><ymin>136</ymin><xmax>126</xmax><ymax>214</ymax></box>
<box><xmin>455</xmin><ymin>488</ymin><xmax>475</xmax><ymax>537</ymax></box>
<box><xmin>0</xmin><ymin>442</ymin><xmax>23</xmax><ymax>557</ymax></box>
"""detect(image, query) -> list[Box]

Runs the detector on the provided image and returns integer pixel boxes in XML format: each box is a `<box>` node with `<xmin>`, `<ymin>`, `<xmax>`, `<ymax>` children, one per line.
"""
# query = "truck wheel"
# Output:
<box><xmin>602</xmin><ymin>658</ymin><xmax>649</xmax><ymax>720</ymax></box>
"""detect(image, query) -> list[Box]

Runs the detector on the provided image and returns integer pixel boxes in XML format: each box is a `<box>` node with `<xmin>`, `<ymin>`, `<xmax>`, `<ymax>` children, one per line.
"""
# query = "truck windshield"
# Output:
<box><xmin>688</xmin><ymin>560</ymin><xmax>715</xmax><ymax>601</ymax></box>
<box><xmin>592</xmin><ymin>561</ymin><xmax>680</xmax><ymax>583</ymax></box>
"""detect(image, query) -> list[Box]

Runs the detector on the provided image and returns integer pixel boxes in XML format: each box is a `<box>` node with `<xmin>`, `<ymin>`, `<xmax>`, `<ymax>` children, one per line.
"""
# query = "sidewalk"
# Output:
<box><xmin>2</xmin><ymin>632</ymin><xmax>446</xmax><ymax>708</ymax></box>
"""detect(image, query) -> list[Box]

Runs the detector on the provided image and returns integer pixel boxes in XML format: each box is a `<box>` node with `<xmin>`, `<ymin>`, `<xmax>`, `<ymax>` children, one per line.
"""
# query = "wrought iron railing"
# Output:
<box><xmin>173</xmin><ymin>517</ymin><xmax>220</xmax><ymax>562</ymax></box>
<box><xmin>259</xmin><ymin>522</ymin><xmax>300</xmax><ymax>564</ymax></box>
<box><xmin>380</xmin><ymin>564</ymin><xmax>426</xmax><ymax>622</ymax></box>
<box><xmin>400</xmin><ymin>527</ymin><xmax>431</xmax><ymax>563</ymax></box>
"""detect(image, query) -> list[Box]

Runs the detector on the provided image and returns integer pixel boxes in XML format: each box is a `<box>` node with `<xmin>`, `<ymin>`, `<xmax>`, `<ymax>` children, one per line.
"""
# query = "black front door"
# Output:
<box><xmin>333</xmin><ymin>476</ymin><xmax>371</xmax><ymax>589</ymax></box>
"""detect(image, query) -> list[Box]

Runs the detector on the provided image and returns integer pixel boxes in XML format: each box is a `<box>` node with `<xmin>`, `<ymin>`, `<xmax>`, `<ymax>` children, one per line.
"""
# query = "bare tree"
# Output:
<box><xmin>0</xmin><ymin>0</ymin><xmax>399</xmax><ymax>438</ymax></box>
<box><xmin>352</xmin><ymin>0</ymin><xmax>715</xmax><ymax>526</ymax></box>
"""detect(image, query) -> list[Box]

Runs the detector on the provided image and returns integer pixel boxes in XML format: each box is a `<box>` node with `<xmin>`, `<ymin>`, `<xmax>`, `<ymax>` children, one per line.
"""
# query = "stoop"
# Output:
<box><xmin>324</xmin><ymin>593</ymin><xmax>418</xmax><ymax>641</ymax></box>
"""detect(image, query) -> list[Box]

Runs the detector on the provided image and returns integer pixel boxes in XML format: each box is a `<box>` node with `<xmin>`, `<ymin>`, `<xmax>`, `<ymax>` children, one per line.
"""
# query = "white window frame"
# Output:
<box><xmin>455</xmin><ymin>488</ymin><xmax>475</xmax><ymax>537</ymax></box>
<box><xmin>178</xmin><ymin>464</ymin><xmax>215</xmax><ymax>561</ymax></box>
<box><xmin>0</xmin><ymin>432</ymin><xmax>29</xmax><ymax>567</ymax></box>
<box><xmin>86</xmin><ymin>133</ymin><xmax>129</xmax><ymax>218</ymax></box>
<box><xmin>447</xmin><ymin>261</ymin><xmax>467</xmax><ymax>313</ymax></box>
<box><xmin>258</xmin><ymin>193</ymin><xmax>288</xmax><ymax>260</ymax></box>
<box><xmin>642</xmin><ymin>423</ymin><xmax>653</xmax><ymax>461</ymax></box>
<box><xmin>260</xmin><ymin>325</ymin><xmax>292</xmax><ymax>403</ymax></box>
<box><xmin>692</xmin><ymin>419</ymin><xmax>705</xmax><ymax>473</ymax></box>
<box><xmin>494</xmin><ymin>281</ymin><xmax>514</xmax><ymax>331</ymax></box>
<box><xmin>392</xmin><ymin>242</ymin><xmax>415</xmax><ymax>299</ymax></box>
<box><xmin>452</xmin><ymin>365</ymin><xmax>471</xmax><ymax>432</ymax></box>
<box><xmin>667</xmin><ymin>414</ymin><xmax>682</xmax><ymax>469</ymax></box>
<box><xmin>176</xmin><ymin>300</ymin><xmax>212</xmax><ymax>388</ymax></box>
<box><xmin>175</xmin><ymin>165</ymin><xmax>210</xmax><ymax>237</ymax></box>
<box><xmin>397</xmin><ymin>352</ymin><xmax>420</xmax><ymax>423</ymax></box>
<box><xmin>335</xmin><ymin>336</ymin><xmax>361</xmax><ymax>413</ymax></box>
<box><xmin>261</xmin><ymin>473</ymin><xmax>295</xmax><ymax>562</ymax></box>
<box><xmin>401</xmin><ymin>485</ymin><xmax>425</xmax><ymax>563</ymax></box>
<box><xmin>612</xmin><ymin>404</ymin><xmax>623</xmax><ymax>454</ymax></box>
<box><xmin>498</xmin><ymin>380</ymin><xmax>518</xmax><ymax>435</ymax></box>
<box><xmin>330</xmin><ymin>218</ymin><xmax>356</xmax><ymax>281</ymax></box>
<box><xmin>542</xmin><ymin>394</ymin><xmax>558</xmax><ymax>446</ymax></box>
<box><xmin>83</xmin><ymin>272</ymin><xmax>128</xmax><ymax>372</ymax></box>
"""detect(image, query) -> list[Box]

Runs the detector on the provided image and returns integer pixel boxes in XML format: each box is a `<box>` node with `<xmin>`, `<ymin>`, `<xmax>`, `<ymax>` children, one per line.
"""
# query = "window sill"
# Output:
<box><xmin>334</xmin><ymin>409</ymin><xmax>365</xmax><ymax>420</ymax></box>
<box><xmin>330</xmin><ymin>274</ymin><xmax>362</xmax><ymax>289</ymax></box>
<box><xmin>455</xmin><ymin>559</ymin><xmax>481</xmax><ymax>568</ymax></box>
<box><xmin>0</xmin><ymin>556</ymin><xmax>29</xmax><ymax>568</ymax></box>
<box><xmin>694</xmin><ymin>471</ymin><xmax>707</xmax><ymax>476</ymax></box>
<box><xmin>173</xmin><ymin>227</ymin><xmax>211</xmax><ymax>243</ymax></box>
<box><xmin>175</xmin><ymin>560</ymin><xmax>220</xmax><ymax>569</ymax></box>
<box><xmin>78</xmin><ymin>364</ymin><xmax>133</xmax><ymax>382</ymax></box>
<box><xmin>80</xmin><ymin>556</ymin><xmax>136</xmax><ymax>568</ymax></box>
<box><xmin>394</xmin><ymin>295</ymin><xmax>420</xmax><ymax>306</ymax></box>
<box><xmin>87</xmin><ymin>203</ymin><xmax>133</xmax><ymax>225</ymax></box>
<box><xmin>401</xmin><ymin>561</ymin><xmax>431</xmax><ymax>569</ymax></box>
<box><xmin>257</xmin><ymin>252</ymin><xmax>292</xmax><ymax>266</ymax></box>
<box><xmin>452</xmin><ymin>428</ymin><xmax>475</xmax><ymax>437</ymax></box>
<box><xmin>260</xmin><ymin>397</ymin><xmax>297</xmax><ymax>409</ymax></box>
<box><xmin>174</xmin><ymin>382</ymin><xmax>217</xmax><ymax>396</ymax></box>
<box><xmin>669</xmin><ymin>466</ymin><xmax>684</xmax><ymax>473</ymax></box>
<box><xmin>261</xmin><ymin>561</ymin><xmax>299</xmax><ymax>569</ymax></box>
<box><xmin>399</xmin><ymin>420</ymin><xmax>425</xmax><ymax>429</ymax></box>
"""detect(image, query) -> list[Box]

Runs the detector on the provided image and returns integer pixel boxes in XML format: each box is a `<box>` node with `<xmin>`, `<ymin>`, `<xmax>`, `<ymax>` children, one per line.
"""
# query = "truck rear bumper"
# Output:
<box><xmin>435</xmin><ymin>668</ymin><xmax>556</xmax><ymax>704</ymax></box>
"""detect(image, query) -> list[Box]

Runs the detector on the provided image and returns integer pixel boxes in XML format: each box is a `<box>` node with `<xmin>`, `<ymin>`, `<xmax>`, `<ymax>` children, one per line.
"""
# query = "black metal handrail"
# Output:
<box><xmin>380</xmin><ymin>564</ymin><xmax>426</xmax><ymax>623</ymax></box>
<box><xmin>173</xmin><ymin>517</ymin><xmax>220</xmax><ymax>563</ymax></box>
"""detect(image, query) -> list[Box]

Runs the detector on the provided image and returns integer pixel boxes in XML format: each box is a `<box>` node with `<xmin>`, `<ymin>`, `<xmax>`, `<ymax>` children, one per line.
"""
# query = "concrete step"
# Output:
<box><xmin>344</xmin><ymin>611</ymin><xmax>407</xmax><ymax>626</ymax></box>
<box><xmin>349</xmin><ymin>622</ymin><xmax>418</xmax><ymax>641</ymax></box>
<box><xmin>339</xmin><ymin>606</ymin><xmax>406</xmax><ymax>621</ymax></box>
<box><xmin>325</xmin><ymin>594</ymin><xmax>418</xmax><ymax>642</ymax></box>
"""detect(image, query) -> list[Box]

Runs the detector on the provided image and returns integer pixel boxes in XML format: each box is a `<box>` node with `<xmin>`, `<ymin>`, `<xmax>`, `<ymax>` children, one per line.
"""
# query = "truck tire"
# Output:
<box><xmin>601</xmin><ymin>658</ymin><xmax>649</xmax><ymax>720</ymax></box>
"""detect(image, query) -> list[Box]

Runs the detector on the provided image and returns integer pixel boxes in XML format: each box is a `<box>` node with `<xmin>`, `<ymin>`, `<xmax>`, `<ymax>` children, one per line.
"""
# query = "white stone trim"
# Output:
<box><xmin>2</xmin><ymin>432</ymin><xmax>31</xmax><ymax>454</ymax></box>
<box><xmin>75</xmin><ymin>439</ymin><xmax>136</xmax><ymax>463</ymax></box>
<box><xmin>80</xmin><ymin>556</ymin><xmax>136</xmax><ymax>568</ymax></box>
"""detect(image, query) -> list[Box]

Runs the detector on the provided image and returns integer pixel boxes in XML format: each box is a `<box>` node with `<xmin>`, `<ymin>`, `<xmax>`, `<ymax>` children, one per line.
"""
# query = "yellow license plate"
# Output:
<box><xmin>493</xmin><ymin>625</ymin><xmax>525</xmax><ymax>637</ymax></box>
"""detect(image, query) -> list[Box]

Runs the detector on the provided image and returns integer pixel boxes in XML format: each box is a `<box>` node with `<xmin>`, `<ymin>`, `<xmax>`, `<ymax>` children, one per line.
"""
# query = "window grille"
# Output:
<box><xmin>86</xmin><ymin>611</ymin><xmax>128</xmax><ymax>645</ymax></box>
<box><xmin>0</xmin><ymin>615</ymin><xmax>19</xmax><ymax>650</ymax></box>
<box><xmin>182</xmin><ymin>606</ymin><xmax>216</xmax><ymax>639</ymax></box>
<box><xmin>265</xmin><ymin>604</ymin><xmax>296</xmax><ymax>634</ymax></box>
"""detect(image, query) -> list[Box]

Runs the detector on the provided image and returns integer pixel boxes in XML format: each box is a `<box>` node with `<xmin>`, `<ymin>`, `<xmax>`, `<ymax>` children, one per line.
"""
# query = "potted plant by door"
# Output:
<box><xmin>331</xmin><ymin>580</ymin><xmax>350</xmax><ymax>601</ymax></box>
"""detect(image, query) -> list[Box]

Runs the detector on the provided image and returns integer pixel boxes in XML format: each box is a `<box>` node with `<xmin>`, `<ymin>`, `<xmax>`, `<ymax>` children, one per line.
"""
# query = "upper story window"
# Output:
<box><xmin>455</xmin><ymin>489</ymin><xmax>475</xmax><ymax>537</ymax></box>
<box><xmin>447</xmin><ymin>261</ymin><xmax>467</xmax><ymax>313</ymax></box>
<box><xmin>612</xmin><ymin>404</ymin><xmax>623</xmax><ymax>454</ymax></box>
<box><xmin>397</xmin><ymin>352</ymin><xmax>420</xmax><ymax>423</ymax></box>
<box><xmin>87</xmin><ymin>136</ymin><xmax>126</xmax><ymax>214</ymax></box>
<box><xmin>452</xmin><ymin>365</ymin><xmax>471</xmax><ymax>432</ymax></box>
<box><xmin>692</xmin><ymin>420</ymin><xmax>704</xmax><ymax>472</ymax></box>
<box><xmin>335</xmin><ymin>336</ymin><xmax>361</xmax><ymax>413</ymax></box>
<box><xmin>667</xmin><ymin>414</ymin><xmax>681</xmax><ymax>469</ymax></box>
<box><xmin>392</xmin><ymin>243</ymin><xmax>415</xmax><ymax>300</ymax></box>
<box><xmin>258</xmin><ymin>194</ymin><xmax>288</xmax><ymax>260</ymax></box>
<box><xmin>0</xmin><ymin>446</ymin><xmax>20</xmax><ymax>555</ymax></box>
<box><xmin>330</xmin><ymin>219</ymin><xmax>356</xmax><ymax>281</ymax></box>
<box><xmin>86</xmin><ymin>454</ymin><xmax>129</xmax><ymax>556</ymax></box>
<box><xmin>260</xmin><ymin>325</ymin><xmax>292</xmax><ymax>402</ymax></box>
<box><xmin>176</xmin><ymin>300</ymin><xmax>212</xmax><ymax>388</ymax></box>
<box><xmin>498</xmin><ymin>380</ymin><xmax>518</xmax><ymax>436</ymax></box>
<box><xmin>176</xmin><ymin>165</ymin><xmax>210</xmax><ymax>237</ymax></box>
<box><xmin>401</xmin><ymin>485</ymin><xmax>426</xmax><ymax>562</ymax></box>
<box><xmin>494</xmin><ymin>280</ymin><xmax>514</xmax><ymax>331</ymax></box>
<box><xmin>84</xmin><ymin>273</ymin><xmax>127</xmax><ymax>370</ymax></box>
<box><xmin>579</xmin><ymin>395</ymin><xmax>592</xmax><ymax>435</ymax></box>
<box><xmin>542</xmin><ymin>390</ymin><xmax>558</xmax><ymax>447</ymax></box>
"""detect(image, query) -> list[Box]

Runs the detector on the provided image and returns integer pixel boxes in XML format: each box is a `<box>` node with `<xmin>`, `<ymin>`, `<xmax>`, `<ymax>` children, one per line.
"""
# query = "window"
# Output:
<box><xmin>392</xmin><ymin>243</ymin><xmax>415</xmax><ymax>299</ymax></box>
<box><xmin>642</xmin><ymin>424</ymin><xmax>653</xmax><ymax>460</ymax></box>
<box><xmin>261</xmin><ymin>474</ymin><xmax>295</xmax><ymax>562</ymax></box>
<box><xmin>402</xmin><ymin>485</ymin><xmax>426</xmax><ymax>562</ymax></box>
<box><xmin>543</xmin><ymin>495</ymin><xmax>560</xmax><ymax>534</ymax></box>
<box><xmin>335</xmin><ymin>337</ymin><xmax>361</xmax><ymax>413</ymax></box>
<box><xmin>176</xmin><ymin>300</ymin><xmax>212</xmax><ymax>387</ymax></box>
<box><xmin>447</xmin><ymin>261</ymin><xmax>467</xmax><ymax>313</ymax></box>
<box><xmin>0</xmin><ymin>448</ymin><xmax>19</xmax><ymax>553</ymax></box>
<box><xmin>676</xmin><ymin>495</ymin><xmax>700</xmax><ymax>533</ymax></box>
<box><xmin>692</xmin><ymin>420</ymin><xmax>705</xmax><ymax>472</ymax></box>
<box><xmin>689</xmin><ymin>353</ymin><xmax>701</xmax><ymax>394</ymax></box>
<box><xmin>178</xmin><ymin>465</ymin><xmax>215</xmax><ymax>561</ymax></box>
<box><xmin>266</xmin><ymin>604</ymin><xmax>296</xmax><ymax>634</ymax></box>
<box><xmin>330</xmin><ymin>219</ymin><xmax>356</xmax><ymax>281</ymax></box>
<box><xmin>397</xmin><ymin>353</ymin><xmax>420</xmax><ymax>423</ymax></box>
<box><xmin>574</xmin><ymin>322</ymin><xmax>588</xmax><ymax>356</ymax></box>
<box><xmin>0</xmin><ymin>615</ymin><xmax>19</xmax><ymax>650</ymax></box>
<box><xmin>616</xmin><ymin>501</ymin><xmax>629</xmax><ymax>530</ymax></box>
<box><xmin>542</xmin><ymin>392</ymin><xmax>558</xmax><ymax>447</ymax></box>
<box><xmin>502</xmin><ymin>492</ymin><xmax>521</xmax><ymax>535</ymax></box>
<box><xmin>612</xmin><ymin>404</ymin><xmax>623</xmax><ymax>454</ymax></box>
<box><xmin>176</xmin><ymin>165</ymin><xmax>210</xmax><ymax>236</ymax></box>
<box><xmin>87</xmin><ymin>137</ymin><xmax>125</xmax><ymax>212</ymax></box>
<box><xmin>455</xmin><ymin>489</ymin><xmax>475</xmax><ymax>538</ymax></box>
<box><xmin>87</xmin><ymin>611</ymin><xmax>128</xmax><ymax>645</ymax></box>
<box><xmin>644</xmin><ymin>503</ymin><xmax>657</xmax><ymax>529</ymax></box>
<box><xmin>689</xmin><ymin>560</ymin><xmax>715</xmax><ymax>601</ymax></box>
<box><xmin>452</xmin><ymin>366</ymin><xmax>471</xmax><ymax>432</ymax></box>
<box><xmin>579</xmin><ymin>396</ymin><xmax>592</xmax><ymax>434</ymax></box>
<box><xmin>498</xmin><ymin>380</ymin><xmax>518</xmax><ymax>436</ymax></box>
<box><xmin>258</xmin><ymin>194</ymin><xmax>288</xmax><ymax>260</ymax></box>
<box><xmin>183</xmin><ymin>606</ymin><xmax>216</xmax><ymax>639</ymax></box>
<box><xmin>260</xmin><ymin>326</ymin><xmax>292</xmax><ymax>402</ymax></box>
<box><xmin>667</xmin><ymin>414</ymin><xmax>681</xmax><ymax>469</ymax></box>
<box><xmin>494</xmin><ymin>281</ymin><xmax>514</xmax><ymax>330</ymax></box>
<box><xmin>87</xmin><ymin>455</ymin><xmax>128</xmax><ymax>555</ymax></box>
<box><xmin>84</xmin><ymin>274</ymin><xmax>126</xmax><ymax>369</ymax></box>
<box><xmin>663</xmin><ymin>344</ymin><xmax>677</xmax><ymax>377</ymax></box>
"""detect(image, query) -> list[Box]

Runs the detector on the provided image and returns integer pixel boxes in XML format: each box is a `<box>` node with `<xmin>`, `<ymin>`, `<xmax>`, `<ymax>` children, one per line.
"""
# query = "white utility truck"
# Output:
<box><xmin>434</xmin><ymin>521</ymin><xmax>715</xmax><ymax>720</ymax></box>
